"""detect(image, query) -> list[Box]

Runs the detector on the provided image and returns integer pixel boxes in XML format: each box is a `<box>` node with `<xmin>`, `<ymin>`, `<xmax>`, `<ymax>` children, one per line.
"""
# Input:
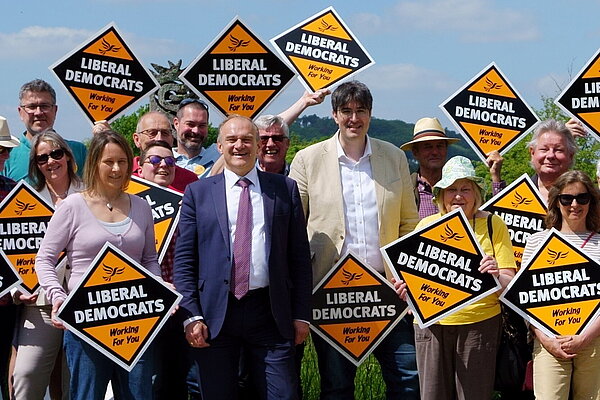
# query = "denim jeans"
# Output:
<box><xmin>312</xmin><ymin>316</ymin><xmax>420</xmax><ymax>400</ymax></box>
<box><xmin>63</xmin><ymin>330</ymin><xmax>154</xmax><ymax>400</ymax></box>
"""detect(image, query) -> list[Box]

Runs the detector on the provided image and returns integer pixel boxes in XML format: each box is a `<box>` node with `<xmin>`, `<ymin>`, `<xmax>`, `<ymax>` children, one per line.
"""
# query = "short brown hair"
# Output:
<box><xmin>546</xmin><ymin>170</ymin><xmax>600</xmax><ymax>231</ymax></box>
<box><xmin>83</xmin><ymin>130</ymin><xmax>133</xmax><ymax>195</ymax></box>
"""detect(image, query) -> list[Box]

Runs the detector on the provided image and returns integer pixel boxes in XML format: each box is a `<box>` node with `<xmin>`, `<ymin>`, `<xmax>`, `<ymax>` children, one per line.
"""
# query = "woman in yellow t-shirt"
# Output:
<box><xmin>396</xmin><ymin>156</ymin><xmax>516</xmax><ymax>400</ymax></box>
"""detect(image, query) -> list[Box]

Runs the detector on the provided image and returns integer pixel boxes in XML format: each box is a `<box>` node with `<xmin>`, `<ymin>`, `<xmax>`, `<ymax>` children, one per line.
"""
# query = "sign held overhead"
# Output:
<box><xmin>440</xmin><ymin>62</ymin><xmax>540</xmax><ymax>162</ymax></box>
<box><xmin>271</xmin><ymin>7</ymin><xmax>375</xmax><ymax>92</ymax></box>
<box><xmin>555</xmin><ymin>47</ymin><xmax>600</xmax><ymax>142</ymax></box>
<box><xmin>180</xmin><ymin>17</ymin><xmax>295</xmax><ymax>119</ymax></box>
<box><xmin>50</xmin><ymin>22</ymin><xmax>159</xmax><ymax>124</ymax></box>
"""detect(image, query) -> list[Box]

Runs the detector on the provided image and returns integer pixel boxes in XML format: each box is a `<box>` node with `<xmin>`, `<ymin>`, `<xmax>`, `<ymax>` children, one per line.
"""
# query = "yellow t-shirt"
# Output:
<box><xmin>415</xmin><ymin>213</ymin><xmax>516</xmax><ymax>325</ymax></box>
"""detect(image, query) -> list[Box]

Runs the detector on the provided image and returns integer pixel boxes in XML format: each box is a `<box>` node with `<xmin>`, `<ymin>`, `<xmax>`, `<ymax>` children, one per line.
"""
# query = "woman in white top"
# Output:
<box><xmin>524</xmin><ymin>170</ymin><xmax>600</xmax><ymax>400</ymax></box>
<box><xmin>12</xmin><ymin>130</ymin><xmax>82</xmax><ymax>400</ymax></box>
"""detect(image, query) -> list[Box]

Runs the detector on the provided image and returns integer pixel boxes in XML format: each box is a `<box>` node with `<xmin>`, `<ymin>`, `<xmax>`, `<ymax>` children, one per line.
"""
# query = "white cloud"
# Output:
<box><xmin>352</xmin><ymin>0</ymin><xmax>539</xmax><ymax>42</ymax></box>
<box><xmin>359</xmin><ymin>63</ymin><xmax>455</xmax><ymax>92</ymax></box>
<box><xmin>0</xmin><ymin>26</ymin><xmax>93</xmax><ymax>60</ymax></box>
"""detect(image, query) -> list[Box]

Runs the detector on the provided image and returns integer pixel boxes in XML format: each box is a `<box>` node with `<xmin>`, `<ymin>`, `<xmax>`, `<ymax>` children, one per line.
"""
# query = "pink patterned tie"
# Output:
<box><xmin>232</xmin><ymin>178</ymin><xmax>252</xmax><ymax>299</ymax></box>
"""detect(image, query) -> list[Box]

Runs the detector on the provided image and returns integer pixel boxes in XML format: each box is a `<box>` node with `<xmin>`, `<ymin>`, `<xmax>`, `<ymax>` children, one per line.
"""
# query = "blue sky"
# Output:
<box><xmin>1</xmin><ymin>0</ymin><xmax>599</xmax><ymax>142</ymax></box>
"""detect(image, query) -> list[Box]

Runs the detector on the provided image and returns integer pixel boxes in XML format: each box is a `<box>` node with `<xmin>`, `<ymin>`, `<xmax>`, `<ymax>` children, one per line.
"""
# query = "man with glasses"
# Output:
<box><xmin>255</xmin><ymin>115</ymin><xmax>291</xmax><ymax>175</ymax></box>
<box><xmin>3</xmin><ymin>79</ymin><xmax>87</xmax><ymax>182</ymax></box>
<box><xmin>173</xmin><ymin>99</ymin><xmax>220</xmax><ymax>178</ymax></box>
<box><xmin>132</xmin><ymin>111</ymin><xmax>198</xmax><ymax>192</ymax></box>
<box><xmin>289</xmin><ymin>81</ymin><xmax>420</xmax><ymax>400</ymax></box>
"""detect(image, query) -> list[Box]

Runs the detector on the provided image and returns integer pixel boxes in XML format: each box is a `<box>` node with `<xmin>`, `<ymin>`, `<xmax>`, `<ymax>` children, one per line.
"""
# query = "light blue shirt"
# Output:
<box><xmin>173</xmin><ymin>143</ymin><xmax>220</xmax><ymax>178</ymax></box>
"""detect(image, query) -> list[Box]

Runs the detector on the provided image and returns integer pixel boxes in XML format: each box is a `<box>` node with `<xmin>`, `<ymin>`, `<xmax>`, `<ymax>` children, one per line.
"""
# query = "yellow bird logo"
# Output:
<box><xmin>102</xmin><ymin>263</ymin><xmax>125</xmax><ymax>282</ymax></box>
<box><xmin>547</xmin><ymin>249</ymin><xmax>568</xmax><ymax>265</ymax></box>
<box><xmin>319</xmin><ymin>19</ymin><xmax>338</xmax><ymax>33</ymax></box>
<box><xmin>14</xmin><ymin>199</ymin><xmax>36</xmax><ymax>216</ymax></box>
<box><xmin>228</xmin><ymin>35</ymin><xmax>250</xmax><ymax>52</ymax></box>
<box><xmin>511</xmin><ymin>191</ymin><xmax>532</xmax><ymax>207</ymax></box>
<box><xmin>484</xmin><ymin>77</ymin><xmax>503</xmax><ymax>92</ymax></box>
<box><xmin>99</xmin><ymin>38</ymin><xmax>121</xmax><ymax>55</ymax></box>
<box><xmin>440</xmin><ymin>224</ymin><xmax>464</xmax><ymax>243</ymax></box>
<box><xmin>341</xmin><ymin>268</ymin><xmax>363</xmax><ymax>285</ymax></box>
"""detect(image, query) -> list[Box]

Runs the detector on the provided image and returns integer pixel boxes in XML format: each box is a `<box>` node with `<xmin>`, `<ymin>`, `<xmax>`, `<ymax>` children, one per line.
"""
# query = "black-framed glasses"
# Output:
<box><xmin>145</xmin><ymin>155</ymin><xmax>176</xmax><ymax>167</ymax></box>
<box><xmin>558</xmin><ymin>193</ymin><xmax>591</xmax><ymax>206</ymax></box>
<box><xmin>259</xmin><ymin>135</ymin><xmax>287</xmax><ymax>143</ymax></box>
<box><xmin>20</xmin><ymin>103</ymin><xmax>55</xmax><ymax>113</ymax></box>
<box><xmin>0</xmin><ymin>147</ymin><xmax>12</xmax><ymax>155</ymax></box>
<box><xmin>178</xmin><ymin>98</ymin><xmax>209</xmax><ymax>112</ymax></box>
<box><xmin>36</xmin><ymin>148</ymin><xmax>65</xmax><ymax>165</ymax></box>
<box><xmin>137</xmin><ymin>128</ymin><xmax>172</xmax><ymax>139</ymax></box>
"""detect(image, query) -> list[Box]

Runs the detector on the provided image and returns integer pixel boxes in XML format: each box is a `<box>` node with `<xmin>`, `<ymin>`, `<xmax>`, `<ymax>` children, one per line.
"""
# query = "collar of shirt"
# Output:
<box><xmin>173</xmin><ymin>146</ymin><xmax>206</xmax><ymax>163</ymax></box>
<box><xmin>416</xmin><ymin>171</ymin><xmax>433</xmax><ymax>193</ymax></box>
<box><xmin>223</xmin><ymin>166</ymin><xmax>261</xmax><ymax>192</ymax></box>
<box><xmin>20</xmin><ymin>132</ymin><xmax>32</xmax><ymax>150</ymax></box>
<box><xmin>335</xmin><ymin>134</ymin><xmax>372</xmax><ymax>163</ymax></box>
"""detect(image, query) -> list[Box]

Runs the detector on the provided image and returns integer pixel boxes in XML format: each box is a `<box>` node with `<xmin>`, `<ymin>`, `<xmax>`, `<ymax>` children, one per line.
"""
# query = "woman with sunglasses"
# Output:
<box><xmin>36</xmin><ymin>131</ymin><xmax>160</xmax><ymax>400</ymax></box>
<box><xmin>523</xmin><ymin>170</ymin><xmax>600</xmax><ymax>400</ymax></box>
<box><xmin>12</xmin><ymin>130</ymin><xmax>82</xmax><ymax>400</ymax></box>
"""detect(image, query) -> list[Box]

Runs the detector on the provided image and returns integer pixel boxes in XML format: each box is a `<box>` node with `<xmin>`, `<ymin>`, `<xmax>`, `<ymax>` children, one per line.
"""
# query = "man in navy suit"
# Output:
<box><xmin>174</xmin><ymin>114</ymin><xmax>312</xmax><ymax>400</ymax></box>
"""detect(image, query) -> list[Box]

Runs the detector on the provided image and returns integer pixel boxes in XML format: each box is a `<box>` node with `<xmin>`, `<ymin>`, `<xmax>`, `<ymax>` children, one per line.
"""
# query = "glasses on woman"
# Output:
<box><xmin>36</xmin><ymin>148</ymin><xmax>65</xmax><ymax>165</ymax></box>
<box><xmin>558</xmin><ymin>192</ymin><xmax>591</xmax><ymax>206</ymax></box>
<box><xmin>145</xmin><ymin>155</ymin><xmax>176</xmax><ymax>167</ymax></box>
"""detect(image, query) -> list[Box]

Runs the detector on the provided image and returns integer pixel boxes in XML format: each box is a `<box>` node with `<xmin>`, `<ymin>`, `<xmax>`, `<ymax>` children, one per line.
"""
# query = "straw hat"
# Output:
<box><xmin>0</xmin><ymin>117</ymin><xmax>20</xmax><ymax>148</ymax></box>
<box><xmin>400</xmin><ymin>117</ymin><xmax>459</xmax><ymax>151</ymax></box>
<box><xmin>433</xmin><ymin>156</ymin><xmax>485</xmax><ymax>199</ymax></box>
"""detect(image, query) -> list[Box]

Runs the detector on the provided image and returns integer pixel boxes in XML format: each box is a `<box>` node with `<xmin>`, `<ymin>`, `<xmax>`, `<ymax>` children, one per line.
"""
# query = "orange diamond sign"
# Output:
<box><xmin>481</xmin><ymin>174</ymin><xmax>547</xmax><ymax>269</ymax></box>
<box><xmin>57</xmin><ymin>242</ymin><xmax>181</xmax><ymax>371</ymax></box>
<box><xmin>440</xmin><ymin>62</ymin><xmax>540</xmax><ymax>162</ymax></box>
<box><xmin>555</xmin><ymin>47</ymin><xmax>600</xmax><ymax>142</ymax></box>
<box><xmin>125</xmin><ymin>176</ymin><xmax>182</xmax><ymax>263</ymax></box>
<box><xmin>501</xmin><ymin>229</ymin><xmax>600</xmax><ymax>337</ymax></box>
<box><xmin>0</xmin><ymin>181</ymin><xmax>65</xmax><ymax>295</ymax></box>
<box><xmin>271</xmin><ymin>6</ymin><xmax>375</xmax><ymax>92</ymax></box>
<box><xmin>381</xmin><ymin>209</ymin><xmax>501</xmax><ymax>327</ymax></box>
<box><xmin>311</xmin><ymin>252</ymin><xmax>408</xmax><ymax>365</ymax></box>
<box><xmin>180</xmin><ymin>17</ymin><xmax>295</xmax><ymax>119</ymax></box>
<box><xmin>50</xmin><ymin>22</ymin><xmax>159</xmax><ymax>124</ymax></box>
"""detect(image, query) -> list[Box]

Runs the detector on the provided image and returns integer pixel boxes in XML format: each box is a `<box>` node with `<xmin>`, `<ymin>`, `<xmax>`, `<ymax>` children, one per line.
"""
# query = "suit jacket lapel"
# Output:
<box><xmin>258</xmin><ymin>171</ymin><xmax>274</xmax><ymax>256</ymax></box>
<box><xmin>323</xmin><ymin>134</ymin><xmax>345</xmax><ymax>229</ymax></box>
<box><xmin>370</xmin><ymin>140</ymin><xmax>386</xmax><ymax>217</ymax></box>
<box><xmin>211</xmin><ymin>174</ymin><xmax>230</xmax><ymax>255</ymax></box>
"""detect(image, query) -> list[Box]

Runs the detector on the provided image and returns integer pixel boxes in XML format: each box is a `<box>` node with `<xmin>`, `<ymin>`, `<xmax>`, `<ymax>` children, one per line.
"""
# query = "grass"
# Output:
<box><xmin>300</xmin><ymin>336</ymin><xmax>386</xmax><ymax>400</ymax></box>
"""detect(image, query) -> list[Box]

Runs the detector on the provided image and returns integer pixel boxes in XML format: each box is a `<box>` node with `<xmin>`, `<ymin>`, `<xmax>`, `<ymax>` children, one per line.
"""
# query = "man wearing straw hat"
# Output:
<box><xmin>400</xmin><ymin>117</ymin><xmax>505</xmax><ymax>218</ymax></box>
<box><xmin>0</xmin><ymin>116</ymin><xmax>20</xmax><ymax>400</ymax></box>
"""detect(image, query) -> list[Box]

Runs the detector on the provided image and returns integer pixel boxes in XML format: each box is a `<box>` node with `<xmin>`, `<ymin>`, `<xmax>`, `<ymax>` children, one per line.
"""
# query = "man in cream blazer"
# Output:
<box><xmin>289</xmin><ymin>81</ymin><xmax>420</xmax><ymax>400</ymax></box>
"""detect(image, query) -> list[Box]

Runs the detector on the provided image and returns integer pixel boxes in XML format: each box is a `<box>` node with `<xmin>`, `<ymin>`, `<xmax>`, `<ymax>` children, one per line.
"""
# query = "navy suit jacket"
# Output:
<box><xmin>173</xmin><ymin>170</ymin><xmax>312</xmax><ymax>340</ymax></box>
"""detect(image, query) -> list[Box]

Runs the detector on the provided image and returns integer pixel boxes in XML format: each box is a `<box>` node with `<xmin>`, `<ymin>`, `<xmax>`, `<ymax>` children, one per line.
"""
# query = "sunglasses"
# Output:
<box><xmin>558</xmin><ymin>193</ymin><xmax>591</xmax><ymax>206</ymax></box>
<box><xmin>178</xmin><ymin>98</ymin><xmax>209</xmax><ymax>112</ymax></box>
<box><xmin>145</xmin><ymin>155</ymin><xmax>176</xmax><ymax>167</ymax></box>
<box><xmin>36</xmin><ymin>148</ymin><xmax>65</xmax><ymax>165</ymax></box>
<box><xmin>259</xmin><ymin>135</ymin><xmax>287</xmax><ymax>143</ymax></box>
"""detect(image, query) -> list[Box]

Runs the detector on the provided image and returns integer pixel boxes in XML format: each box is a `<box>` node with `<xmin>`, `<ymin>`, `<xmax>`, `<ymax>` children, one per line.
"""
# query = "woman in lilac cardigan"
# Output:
<box><xmin>36</xmin><ymin>131</ymin><xmax>160</xmax><ymax>400</ymax></box>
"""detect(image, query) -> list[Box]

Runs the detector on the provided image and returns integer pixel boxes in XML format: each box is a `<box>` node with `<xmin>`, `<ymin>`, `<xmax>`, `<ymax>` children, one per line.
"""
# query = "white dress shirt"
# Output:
<box><xmin>336</xmin><ymin>137</ymin><xmax>383</xmax><ymax>273</ymax></box>
<box><xmin>224</xmin><ymin>167</ymin><xmax>268</xmax><ymax>289</ymax></box>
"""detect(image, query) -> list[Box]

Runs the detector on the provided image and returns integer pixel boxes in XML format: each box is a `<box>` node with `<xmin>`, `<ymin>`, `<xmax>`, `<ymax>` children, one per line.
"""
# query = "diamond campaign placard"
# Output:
<box><xmin>125</xmin><ymin>176</ymin><xmax>182</xmax><ymax>264</ymax></box>
<box><xmin>56</xmin><ymin>242</ymin><xmax>181</xmax><ymax>371</ymax></box>
<box><xmin>50</xmin><ymin>22</ymin><xmax>159</xmax><ymax>124</ymax></box>
<box><xmin>381</xmin><ymin>209</ymin><xmax>500</xmax><ymax>327</ymax></box>
<box><xmin>440</xmin><ymin>62</ymin><xmax>540</xmax><ymax>162</ymax></box>
<box><xmin>0</xmin><ymin>181</ymin><xmax>65</xmax><ymax>295</ymax></box>
<box><xmin>271</xmin><ymin>7</ymin><xmax>374</xmax><ymax>92</ymax></box>
<box><xmin>480</xmin><ymin>174</ymin><xmax>547</xmax><ymax>269</ymax></box>
<box><xmin>555</xmin><ymin>47</ymin><xmax>600</xmax><ymax>142</ymax></box>
<box><xmin>180</xmin><ymin>17</ymin><xmax>295</xmax><ymax>119</ymax></box>
<box><xmin>311</xmin><ymin>252</ymin><xmax>408</xmax><ymax>366</ymax></box>
<box><xmin>0</xmin><ymin>249</ymin><xmax>22</xmax><ymax>299</ymax></box>
<box><xmin>501</xmin><ymin>229</ymin><xmax>600</xmax><ymax>337</ymax></box>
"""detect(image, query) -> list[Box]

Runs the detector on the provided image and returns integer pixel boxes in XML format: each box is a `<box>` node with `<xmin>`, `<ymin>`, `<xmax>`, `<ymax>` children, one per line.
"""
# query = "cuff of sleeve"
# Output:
<box><xmin>183</xmin><ymin>316</ymin><xmax>204</xmax><ymax>330</ymax></box>
<box><xmin>294</xmin><ymin>319</ymin><xmax>310</xmax><ymax>326</ymax></box>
